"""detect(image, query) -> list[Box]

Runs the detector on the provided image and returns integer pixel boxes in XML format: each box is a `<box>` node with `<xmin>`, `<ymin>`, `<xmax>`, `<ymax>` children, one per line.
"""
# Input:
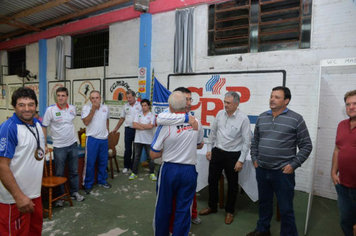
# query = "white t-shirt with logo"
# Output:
<box><xmin>151</xmin><ymin>118</ymin><xmax>204</xmax><ymax>165</ymax></box>
<box><xmin>42</xmin><ymin>103</ymin><xmax>77</xmax><ymax>148</ymax></box>
<box><xmin>133</xmin><ymin>111</ymin><xmax>155</xmax><ymax>144</ymax></box>
<box><xmin>0</xmin><ymin>114</ymin><xmax>45</xmax><ymax>204</ymax></box>
<box><xmin>120</xmin><ymin>101</ymin><xmax>142</xmax><ymax>128</ymax></box>
<box><xmin>82</xmin><ymin>104</ymin><xmax>110</xmax><ymax>140</ymax></box>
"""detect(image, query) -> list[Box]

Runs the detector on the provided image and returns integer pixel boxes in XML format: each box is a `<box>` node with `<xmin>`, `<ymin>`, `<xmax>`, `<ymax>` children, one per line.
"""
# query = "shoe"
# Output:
<box><xmin>150</xmin><ymin>173</ymin><xmax>157</xmax><ymax>181</ymax></box>
<box><xmin>71</xmin><ymin>192</ymin><xmax>85</xmax><ymax>202</ymax></box>
<box><xmin>129</xmin><ymin>173</ymin><xmax>138</xmax><ymax>180</ymax></box>
<box><xmin>191</xmin><ymin>217</ymin><xmax>202</xmax><ymax>225</ymax></box>
<box><xmin>98</xmin><ymin>182</ymin><xmax>112</xmax><ymax>189</ymax></box>
<box><xmin>246</xmin><ymin>230</ymin><xmax>271</xmax><ymax>236</ymax></box>
<box><xmin>54</xmin><ymin>199</ymin><xmax>64</xmax><ymax>207</ymax></box>
<box><xmin>122</xmin><ymin>168</ymin><xmax>128</xmax><ymax>174</ymax></box>
<box><xmin>199</xmin><ymin>207</ymin><xmax>217</xmax><ymax>216</ymax></box>
<box><xmin>225</xmin><ymin>213</ymin><xmax>234</xmax><ymax>225</ymax></box>
<box><xmin>84</xmin><ymin>188</ymin><xmax>92</xmax><ymax>194</ymax></box>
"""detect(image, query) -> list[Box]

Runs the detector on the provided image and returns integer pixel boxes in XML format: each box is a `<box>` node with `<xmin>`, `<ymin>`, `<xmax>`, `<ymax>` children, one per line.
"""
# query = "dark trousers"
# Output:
<box><xmin>208</xmin><ymin>147</ymin><xmax>240</xmax><ymax>214</ymax></box>
<box><xmin>124</xmin><ymin>127</ymin><xmax>135</xmax><ymax>169</ymax></box>
<box><xmin>335</xmin><ymin>183</ymin><xmax>356</xmax><ymax>236</ymax></box>
<box><xmin>256</xmin><ymin>167</ymin><xmax>298</xmax><ymax>236</ymax></box>
<box><xmin>132</xmin><ymin>143</ymin><xmax>155</xmax><ymax>175</ymax></box>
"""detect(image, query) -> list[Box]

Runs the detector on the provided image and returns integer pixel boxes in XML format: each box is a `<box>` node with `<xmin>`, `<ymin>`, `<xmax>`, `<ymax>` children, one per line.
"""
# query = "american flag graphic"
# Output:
<box><xmin>205</xmin><ymin>75</ymin><xmax>226</xmax><ymax>94</ymax></box>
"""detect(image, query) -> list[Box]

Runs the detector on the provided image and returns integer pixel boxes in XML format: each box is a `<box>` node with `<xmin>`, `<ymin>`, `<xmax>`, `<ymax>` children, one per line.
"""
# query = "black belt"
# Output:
<box><xmin>214</xmin><ymin>147</ymin><xmax>241</xmax><ymax>154</ymax></box>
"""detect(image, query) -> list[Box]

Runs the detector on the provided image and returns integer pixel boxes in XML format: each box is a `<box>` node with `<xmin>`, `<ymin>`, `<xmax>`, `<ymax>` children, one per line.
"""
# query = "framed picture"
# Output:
<box><xmin>0</xmin><ymin>84</ymin><xmax>7</xmax><ymax>109</ymax></box>
<box><xmin>104</xmin><ymin>77</ymin><xmax>139</xmax><ymax>119</ymax></box>
<box><xmin>48</xmin><ymin>80</ymin><xmax>72</xmax><ymax>106</ymax></box>
<box><xmin>72</xmin><ymin>79</ymin><xmax>101</xmax><ymax>116</ymax></box>
<box><xmin>7</xmin><ymin>83</ymin><xmax>23</xmax><ymax>110</ymax></box>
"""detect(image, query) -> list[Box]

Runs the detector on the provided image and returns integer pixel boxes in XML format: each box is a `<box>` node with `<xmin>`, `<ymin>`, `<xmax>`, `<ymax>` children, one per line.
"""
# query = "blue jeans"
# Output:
<box><xmin>53</xmin><ymin>142</ymin><xmax>79</xmax><ymax>195</ymax></box>
<box><xmin>335</xmin><ymin>183</ymin><xmax>356</xmax><ymax>236</ymax></box>
<box><xmin>256</xmin><ymin>167</ymin><xmax>298</xmax><ymax>236</ymax></box>
<box><xmin>124</xmin><ymin>127</ymin><xmax>135</xmax><ymax>169</ymax></box>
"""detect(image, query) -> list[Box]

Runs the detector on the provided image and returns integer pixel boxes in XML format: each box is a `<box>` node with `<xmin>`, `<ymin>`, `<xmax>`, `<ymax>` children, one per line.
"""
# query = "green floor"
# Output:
<box><xmin>42</xmin><ymin>161</ymin><xmax>343</xmax><ymax>236</ymax></box>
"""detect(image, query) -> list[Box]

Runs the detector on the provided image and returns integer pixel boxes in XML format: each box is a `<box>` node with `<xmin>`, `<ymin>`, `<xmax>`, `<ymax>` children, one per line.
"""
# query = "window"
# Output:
<box><xmin>208</xmin><ymin>0</ymin><xmax>312</xmax><ymax>56</ymax></box>
<box><xmin>72</xmin><ymin>30</ymin><xmax>109</xmax><ymax>69</ymax></box>
<box><xmin>8</xmin><ymin>48</ymin><xmax>26</xmax><ymax>75</ymax></box>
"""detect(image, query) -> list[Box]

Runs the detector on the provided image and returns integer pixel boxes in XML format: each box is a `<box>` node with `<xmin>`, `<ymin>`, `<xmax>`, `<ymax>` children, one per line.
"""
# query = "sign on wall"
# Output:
<box><xmin>72</xmin><ymin>79</ymin><xmax>101</xmax><ymax>116</ymax></box>
<box><xmin>0</xmin><ymin>84</ymin><xmax>7</xmax><ymax>110</ymax></box>
<box><xmin>104</xmin><ymin>77</ymin><xmax>139</xmax><ymax>119</ymax></box>
<box><xmin>48</xmin><ymin>81</ymin><xmax>71</xmax><ymax>106</ymax></box>
<box><xmin>168</xmin><ymin>71</ymin><xmax>286</xmax><ymax>137</ymax></box>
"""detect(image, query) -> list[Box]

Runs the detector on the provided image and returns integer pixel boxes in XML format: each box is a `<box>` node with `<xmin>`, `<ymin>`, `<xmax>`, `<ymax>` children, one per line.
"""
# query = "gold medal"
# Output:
<box><xmin>34</xmin><ymin>147</ymin><xmax>45</xmax><ymax>161</ymax></box>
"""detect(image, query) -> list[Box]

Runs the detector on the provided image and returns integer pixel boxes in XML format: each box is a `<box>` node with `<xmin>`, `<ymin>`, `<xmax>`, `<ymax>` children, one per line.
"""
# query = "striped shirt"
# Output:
<box><xmin>251</xmin><ymin>108</ymin><xmax>312</xmax><ymax>170</ymax></box>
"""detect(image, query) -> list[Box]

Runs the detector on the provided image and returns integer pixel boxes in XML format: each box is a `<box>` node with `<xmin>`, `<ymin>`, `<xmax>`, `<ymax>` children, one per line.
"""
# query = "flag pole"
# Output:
<box><xmin>150</xmin><ymin>68</ymin><xmax>155</xmax><ymax>101</ymax></box>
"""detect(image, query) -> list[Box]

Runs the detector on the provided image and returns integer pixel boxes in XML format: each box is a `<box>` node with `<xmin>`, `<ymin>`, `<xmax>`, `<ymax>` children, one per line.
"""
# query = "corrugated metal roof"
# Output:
<box><xmin>0</xmin><ymin>0</ymin><xmax>132</xmax><ymax>41</ymax></box>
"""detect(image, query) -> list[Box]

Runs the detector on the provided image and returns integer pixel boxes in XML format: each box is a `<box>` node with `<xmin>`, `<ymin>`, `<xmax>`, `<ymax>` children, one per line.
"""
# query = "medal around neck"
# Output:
<box><xmin>35</xmin><ymin>147</ymin><xmax>45</xmax><ymax>161</ymax></box>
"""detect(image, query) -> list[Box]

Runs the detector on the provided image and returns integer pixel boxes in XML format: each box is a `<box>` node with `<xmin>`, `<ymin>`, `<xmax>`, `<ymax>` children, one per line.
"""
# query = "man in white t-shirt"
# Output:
<box><xmin>0</xmin><ymin>87</ymin><xmax>45</xmax><ymax>235</ymax></box>
<box><xmin>151</xmin><ymin>91</ymin><xmax>204</xmax><ymax>236</ymax></box>
<box><xmin>111</xmin><ymin>90</ymin><xmax>142</xmax><ymax>173</ymax></box>
<box><xmin>129</xmin><ymin>99</ymin><xmax>156</xmax><ymax>181</ymax></box>
<box><xmin>81</xmin><ymin>90</ymin><xmax>111</xmax><ymax>194</ymax></box>
<box><xmin>42</xmin><ymin>87</ymin><xmax>84</xmax><ymax>205</ymax></box>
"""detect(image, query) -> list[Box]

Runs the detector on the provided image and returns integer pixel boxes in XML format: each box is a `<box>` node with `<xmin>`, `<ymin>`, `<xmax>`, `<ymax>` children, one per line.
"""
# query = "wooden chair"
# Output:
<box><xmin>78</xmin><ymin>127</ymin><xmax>86</xmax><ymax>147</ymax></box>
<box><xmin>108</xmin><ymin>132</ymin><xmax>120</xmax><ymax>178</ymax></box>
<box><xmin>42</xmin><ymin>148</ymin><xmax>73</xmax><ymax>220</ymax></box>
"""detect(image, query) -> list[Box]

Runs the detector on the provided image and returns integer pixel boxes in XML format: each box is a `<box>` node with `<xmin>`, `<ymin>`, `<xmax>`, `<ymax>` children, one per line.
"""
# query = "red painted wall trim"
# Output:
<box><xmin>0</xmin><ymin>0</ymin><xmax>218</xmax><ymax>51</ymax></box>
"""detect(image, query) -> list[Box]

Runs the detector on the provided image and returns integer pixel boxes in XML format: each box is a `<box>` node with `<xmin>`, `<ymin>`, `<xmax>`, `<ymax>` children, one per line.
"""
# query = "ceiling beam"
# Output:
<box><xmin>10</xmin><ymin>0</ymin><xmax>71</xmax><ymax>20</ymax></box>
<box><xmin>0</xmin><ymin>0</ymin><xmax>131</xmax><ymax>41</ymax></box>
<box><xmin>0</xmin><ymin>15</ymin><xmax>42</xmax><ymax>32</ymax></box>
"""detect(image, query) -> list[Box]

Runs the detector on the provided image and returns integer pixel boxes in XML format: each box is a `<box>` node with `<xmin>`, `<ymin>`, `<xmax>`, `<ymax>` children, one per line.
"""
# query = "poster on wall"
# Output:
<box><xmin>72</xmin><ymin>79</ymin><xmax>101</xmax><ymax>116</ymax></box>
<box><xmin>48</xmin><ymin>81</ymin><xmax>72</xmax><ymax>106</ymax></box>
<box><xmin>7</xmin><ymin>83</ymin><xmax>23</xmax><ymax>110</ymax></box>
<box><xmin>104</xmin><ymin>77</ymin><xmax>139</xmax><ymax>119</ymax></box>
<box><xmin>0</xmin><ymin>84</ymin><xmax>7</xmax><ymax>109</ymax></box>
<box><xmin>168</xmin><ymin>71</ymin><xmax>286</xmax><ymax>138</ymax></box>
<box><xmin>24</xmin><ymin>82</ymin><xmax>39</xmax><ymax>111</ymax></box>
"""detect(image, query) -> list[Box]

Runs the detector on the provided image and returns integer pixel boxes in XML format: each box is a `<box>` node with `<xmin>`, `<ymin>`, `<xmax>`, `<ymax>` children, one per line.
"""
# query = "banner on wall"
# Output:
<box><xmin>104</xmin><ymin>77</ymin><xmax>140</xmax><ymax>119</ymax></box>
<box><xmin>72</xmin><ymin>79</ymin><xmax>101</xmax><ymax>116</ymax></box>
<box><xmin>168</xmin><ymin>71</ymin><xmax>285</xmax><ymax>138</ymax></box>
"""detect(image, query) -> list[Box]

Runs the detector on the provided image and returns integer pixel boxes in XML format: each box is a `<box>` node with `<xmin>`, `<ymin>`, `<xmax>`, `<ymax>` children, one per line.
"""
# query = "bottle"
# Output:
<box><xmin>81</xmin><ymin>133</ymin><xmax>86</xmax><ymax>148</ymax></box>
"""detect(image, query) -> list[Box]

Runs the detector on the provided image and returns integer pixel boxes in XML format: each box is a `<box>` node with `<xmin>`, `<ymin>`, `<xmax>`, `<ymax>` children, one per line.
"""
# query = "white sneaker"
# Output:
<box><xmin>54</xmin><ymin>199</ymin><xmax>64</xmax><ymax>207</ymax></box>
<box><xmin>71</xmin><ymin>192</ymin><xmax>85</xmax><ymax>202</ymax></box>
<box><xmin>122</xmin><ymin>168</ymin><xmax>128</xmax><ymax>174</ymax></box>
<box><xmin>191</xmin><ymin>217</ymin><xmax>202</xmax><ymax>224</ymax></box>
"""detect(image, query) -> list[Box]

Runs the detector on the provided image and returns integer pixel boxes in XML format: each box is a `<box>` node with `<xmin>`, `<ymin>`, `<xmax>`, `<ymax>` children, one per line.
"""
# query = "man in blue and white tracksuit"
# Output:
<box><xmin>81</xmin><ymin>90</ymin><xmax>111</xmax><ymax>193</ymax></box>
<box><xmin>151</xmin><ymin>91</ymin><xmax>204</xmax><ymax>236</ymax></box>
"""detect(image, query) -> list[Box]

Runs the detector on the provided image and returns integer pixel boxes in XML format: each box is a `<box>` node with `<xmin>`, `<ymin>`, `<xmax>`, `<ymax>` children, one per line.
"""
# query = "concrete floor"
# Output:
<box><xmin>42</xmin><ymin>161</ymin><xmax>343</xmax><ymax>236</ymax></box>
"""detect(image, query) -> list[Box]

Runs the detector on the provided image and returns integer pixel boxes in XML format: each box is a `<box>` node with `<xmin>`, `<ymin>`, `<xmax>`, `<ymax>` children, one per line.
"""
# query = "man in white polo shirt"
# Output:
<box><xmin>151</xmin><ymin>91</ymin><xmax>204</xmax><ymax>236</ymax></box>
<box><xmin>82</xmin><ymin>90</ymin><xmax>111</xmax><ymax>194</ymax></box>
<box><xmin>0</xmin><ymin>87</ymin><xmax>45</xmax><ymax>235</ymax></box>
<box><xmin>42</xmin><ymin>87</ymin><xmax>84</xmax><ymax>205</ymax></box>
<box><xmin>111</xmin><ymin>89</ymin><xmax>142</xmax><ymax>173</ymax></box>
<box><xmin>129</xmin><ymin>99</ymin><xmax>156</xmax><ymax>180</ymax></box>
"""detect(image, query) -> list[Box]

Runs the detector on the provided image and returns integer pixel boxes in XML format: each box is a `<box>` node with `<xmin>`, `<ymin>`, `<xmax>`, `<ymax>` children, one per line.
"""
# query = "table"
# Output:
<box><xmin>196</xmin><ymin>146</ymin><xmax>259</xmax><ymax>203</ymax></box>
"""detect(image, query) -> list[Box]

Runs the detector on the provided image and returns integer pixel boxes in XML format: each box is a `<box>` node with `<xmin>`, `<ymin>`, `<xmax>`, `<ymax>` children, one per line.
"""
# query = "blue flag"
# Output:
<box><xmin>152</xmin><ymin>77</ymin><xmax>171</xmax><ymax>115</ymax></box>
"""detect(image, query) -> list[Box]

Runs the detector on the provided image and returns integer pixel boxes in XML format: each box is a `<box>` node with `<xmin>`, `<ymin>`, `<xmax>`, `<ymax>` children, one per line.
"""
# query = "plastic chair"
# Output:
<box><xmin>108</xmin><ymin>132</ymin><xmax>120</xmax><ymax>178</ymax></box>
<box><xmin>42</xmin><ymin>148</ymin><xmax>73</xmax><ymax>219</ymax></box>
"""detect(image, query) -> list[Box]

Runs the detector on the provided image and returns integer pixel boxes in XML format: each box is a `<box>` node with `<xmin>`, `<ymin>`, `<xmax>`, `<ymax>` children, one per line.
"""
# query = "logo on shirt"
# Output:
<box><xmin>70</xmin><ymin>110</ymin><xmax>75</xmax><ymax>115</ymax></box>
<box><xmin>176</xmin><ymin>125</ymin><xmax>193</xmax><ymax>134</ymax></box>
<box><xmin>55</xmin><ymin>112</ymin><xmax>61</xmax><ymax>116</ymax></box>
<box><xmin>103</xmin><ymin>108</ymin><xmax>107</xmax><ymax>112</ymax></box>
<box><xmin>0</xmin><ymin>137</ymin><xmax>7</xmax><ymax>151</ymax></box>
